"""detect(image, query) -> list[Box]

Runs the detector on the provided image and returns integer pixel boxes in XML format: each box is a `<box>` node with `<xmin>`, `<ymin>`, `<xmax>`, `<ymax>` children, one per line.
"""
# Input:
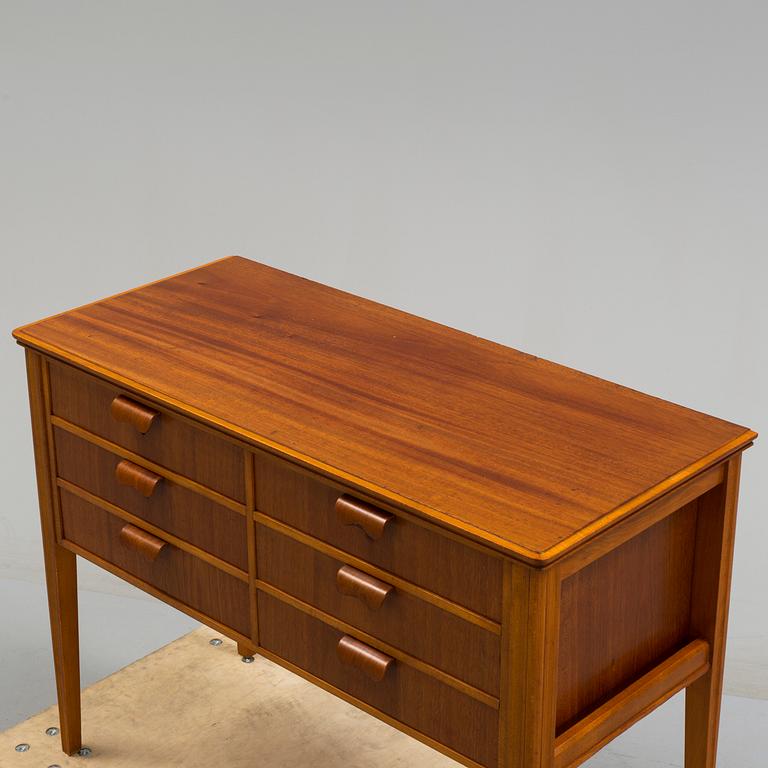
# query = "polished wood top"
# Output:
<box><xmin>14</xmin><ymin>256</ymin><xmax>756</xmax><ymax>563</ymax></box>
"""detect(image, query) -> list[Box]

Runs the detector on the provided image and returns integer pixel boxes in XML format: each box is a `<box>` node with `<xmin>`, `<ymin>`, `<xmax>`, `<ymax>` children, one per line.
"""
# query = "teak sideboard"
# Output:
<box><xmin>14</xmin><ymin>256</ymin><xmax>756</xmax><ymax>767</ymax></box>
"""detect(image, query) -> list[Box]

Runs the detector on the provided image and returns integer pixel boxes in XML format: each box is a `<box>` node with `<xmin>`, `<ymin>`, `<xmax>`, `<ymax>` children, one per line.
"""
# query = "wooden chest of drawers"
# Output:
<box><xmin>14</xmin><ymin>257</ymin><xmax>756</xmax><ymax>767</ymax></box>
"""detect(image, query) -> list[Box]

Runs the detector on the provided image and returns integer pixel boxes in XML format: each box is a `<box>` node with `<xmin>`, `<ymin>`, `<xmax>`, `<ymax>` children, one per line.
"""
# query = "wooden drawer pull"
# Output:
<box><xmin>336</xmin><ymin>565</ymin><xmax>393</xmax><ymax>610</ymax></box>
<box><xmin>110</xmin><ymin>395</ymin><xmax>159</xmax><ymax>434</ymax></box>
<box><xmin>336</xmin><ymin>635</ymin><xmax>394</xmax><ymax>682</ymax></box>
<box><xmin>119</xmin><ymin>523</ymin><xmax>167</xmax><ymax>561</ymax></box>
<box><xmin>115</xmin><ymin>460</ymin><xmax>163</xmax><ymax>498</ymax></box>
<box><xmin>335</xmin><ymin>495</ymin><xmax>393</xmax><ymax>541</ymax></box>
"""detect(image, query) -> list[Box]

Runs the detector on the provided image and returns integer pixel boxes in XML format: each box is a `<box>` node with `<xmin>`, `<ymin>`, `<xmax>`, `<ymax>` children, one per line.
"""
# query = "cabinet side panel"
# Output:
<box><xmin>556</xmin><ymin>500</ymin><xmax>698</xmax><ymax>731</ymax></box>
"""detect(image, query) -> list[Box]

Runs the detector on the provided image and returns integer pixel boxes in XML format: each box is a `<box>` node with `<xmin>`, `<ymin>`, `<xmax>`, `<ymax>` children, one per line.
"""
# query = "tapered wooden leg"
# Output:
<box><xmin>685</xmin><ymin>455</ymin><xmax>742</xmax><ymax>768</ymax></box>
<box><xmin>26</xmin><ymin>350</ymin><xmax>82</xmax><ymax>755</ymax></box>
<box><xmin>499</xmin><ymin>561</ymin><xmax>561</xmax><ymax>767</ymax></box>
<box><xmin>43</xmin><ymin>545</ymin><xmax>82</xmax><ymax>754</ymax></box>
<box><xmin>237</xmin><ymin>641</ymin><xmax>255</xmax><ymax>658</ymax></box>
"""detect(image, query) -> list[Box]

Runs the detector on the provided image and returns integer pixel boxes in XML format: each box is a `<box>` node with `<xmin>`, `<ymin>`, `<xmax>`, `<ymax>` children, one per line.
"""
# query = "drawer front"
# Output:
<box><xmin>54</xmin><ymin>427</ymin><xmax>248</xmax><ymax>570</ymax></box>
<box><xmin>258</xmin><ymin>592</ymin><xmax>498</xmax><ymax>767</ymax></box>
<box><xmin>255</xmin><ymin>452</ymin><xmax>502</xmax><ymax>620</ymax></box>
<box><xmin>256</xmin><ymin>523</ymin><xmax>500</xmax><ymax>696</ymax></box>
<box><xmin>49</xmin><ymin>362</ymin><xmax>245</xmax><ymax>501</ymax></box>
<box><xmin>60</xmin><ymin>488</ymin><xmax>250</xmax><ymax>636</ymax></box>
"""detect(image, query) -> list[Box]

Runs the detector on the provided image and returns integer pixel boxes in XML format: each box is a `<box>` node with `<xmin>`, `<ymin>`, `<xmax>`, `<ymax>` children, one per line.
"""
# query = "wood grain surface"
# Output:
<box><xmin>14</xmin><ymin>256</ymin><xmax>756</xmax><ymax>562</ymax></box>
<box><xmin>685</xmin><ymin>455</ymin><xmax>743</xmax><ymax>768</ymax></box>
<box><xmin>48</xmin><ymin>361</ymin><xmax>246</xmax><ymax>502</ymax></box>
<box><xmin>556</xmin><ymin>501</ymin><xmax>699</xmax><ymax>730</ymax></box>
<box><xmin>255</xmin><ymin>449</ymin><xmax>503</xmax><ymax>620</ymax></box>
<box><xmin>258</xmin><ymin>591</ymin><xmax>499</xmax><ymax>767</ymax></box>
<box><xmin>555</xmin><ymin>640</ymin><xmax>711</xmax><ymax>768</ymax></box>
<box><xmin>54</xmin><ymin>426</ymin><xmax>249</xmax><ymax>570</ymax></box>
<box><xmin>25</xmin><ymin>350</ymin><xmax>82</xmax><ymax>754</ymax></box>
<box><xmin>60</xmin><ymin>488</ymin><xmax>250</xmax><ymax>636</ymax></box>
<box><xmin>256</xmin><ymin>522</ymin><xmax>500</xmax><ymax>696</ymax></box>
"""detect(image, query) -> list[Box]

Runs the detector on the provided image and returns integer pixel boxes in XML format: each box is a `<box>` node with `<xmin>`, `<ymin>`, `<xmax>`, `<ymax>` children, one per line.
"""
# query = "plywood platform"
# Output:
<box><xmin>0</xmin><ymin>626</ymin><xmax>456</xmax><ymax>767</ymax></box>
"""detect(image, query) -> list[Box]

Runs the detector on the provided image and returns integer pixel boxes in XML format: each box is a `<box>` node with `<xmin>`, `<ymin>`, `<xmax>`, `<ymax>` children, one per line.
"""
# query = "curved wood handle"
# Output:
<box><xmin>110</xmin><ymin>395</ymin><xmax>159</xmax><ymax>434</ymax></box>
<box><xmin>115</xmin><ymin>460</ymin><xmax>163</xmax><ymax>498</ymax></box>
<box><xmin>335</xmin><ymin>495</ymin><xmax>393</xmax><ymax>541</ymax></box>
<box><xmin>336</xmin><ymin>636</ymin><xmax>394</xmax><ymax>682</ymax></box>
<box><xmin>119</xmin><ymin>524</ymin><xmax>167</xmax><ymax>561</ymax></box>
<box><xmin>336</xmin><ymin>565</ymin><xmax>393</xmax><ymax>610</ymax></box>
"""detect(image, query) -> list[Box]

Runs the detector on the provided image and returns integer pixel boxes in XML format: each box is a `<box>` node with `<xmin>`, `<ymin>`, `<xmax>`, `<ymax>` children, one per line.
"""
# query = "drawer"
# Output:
<box><xmin>49</xmin><ymin>362</ymin><xmax>245</xmax><ymax>501</ymax></box>
<box><xmin>256</xmin><ymin>523</ymin><xmax>500</xmax><ymax>696</ymax></box>
<box><xmin>54</xmin><ymin>427</ymin><xmax>248</xmax><ymax>570</ymax></box>
<box><xmin>258</xmin><ymin>592</ymin><xmax>498</xmax><ymax>767</ymax></box>
<box><xmin>60</xmin><ymin>488</ymin><xmax>250</xmax><ymax>637</ymax></box>
<box><xmin>254</xmin><ymin>452</ymin><xmax>503</xmax><ymax>621</ymax></box>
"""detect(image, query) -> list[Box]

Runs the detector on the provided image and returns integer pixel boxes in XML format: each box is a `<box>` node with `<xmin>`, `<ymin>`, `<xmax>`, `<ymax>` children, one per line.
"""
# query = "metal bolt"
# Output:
<box><xmin>45</xmin><ymin>726</ymin><xmax>60</xmax><ymax>736</ymax></box>
<box><xmin>77</xmin><ymin>746</ymin><xmax>93</xmax><ymax>757</ymax></box>
<box><xmin>14</xmin><ymin>743</ymin><xmax>30</xmax><ymax>752</ymax></box>
<box><xmin>241</xmin><ymin>655</ymin><xmax>255</xmax><ymax>663</ymax></box>
<box><xmin>49</xmin><ymin>764</ymin><xmax>62</xmax><ymax>768</ymax></box>
<box><xmin>209</xmin><ymin>638</ymin><xmax>223</xmax><ymax>646</ymax></box>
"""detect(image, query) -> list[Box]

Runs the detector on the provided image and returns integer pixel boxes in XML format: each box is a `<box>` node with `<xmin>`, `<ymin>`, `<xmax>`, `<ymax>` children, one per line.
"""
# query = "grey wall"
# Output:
<box><xmin>2</xmin><ymin>0</ymin><xmax>766</xmax><ymax>700</ymax></box>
